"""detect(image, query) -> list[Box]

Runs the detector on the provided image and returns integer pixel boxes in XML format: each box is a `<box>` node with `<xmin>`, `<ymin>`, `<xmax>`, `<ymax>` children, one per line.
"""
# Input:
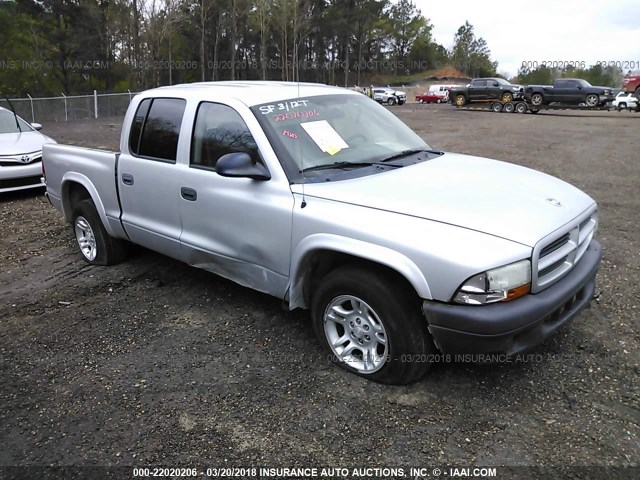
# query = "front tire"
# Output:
<box><xmin>311</xmin><ymin>266</ymin><xmax>434</xmax><ymax>384</ymax></box>
<box><xmin>501</xmin><ymin>92</ymin><xmax>513</xmax><ymax>102</ymax></box>
<box><xmin>388</xmin><ymin>97</ymin><xmax>397</xmax><ymax>106</ymax></box>
<box><xmin>71</xmin><ymin>199</ymin><xmax>128</xmax><ymax>265</ymax></box>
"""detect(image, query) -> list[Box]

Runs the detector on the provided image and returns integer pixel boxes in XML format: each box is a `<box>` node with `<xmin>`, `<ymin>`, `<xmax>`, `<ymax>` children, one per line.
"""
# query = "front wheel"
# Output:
<box><xmin>71</xmin><ymin>199</ymin><xmax>128</xmax><ymax>265</ymax></box>
<box><xmin>387</xmin><ymin>97</ymin><xmax>397</xmax><ymax>106</ymax></box>
<box><xmin>618</xmin><ymin>102</ymin><xmax>627</xmax><ymax>111</ymax></box>
<box><xmin>312</xmin><ymin>266</ymin><xmax>434</xmax><ymax>384</ymax></box>
<box><xmin>501</xmin><ymin>92</ymin><xmax>513</xmax><ymax>103</ymax></box>
<box><xmin>585</xmin><ymin>94</ymin><xmax>599</xmax><ymax>107</ymax></box>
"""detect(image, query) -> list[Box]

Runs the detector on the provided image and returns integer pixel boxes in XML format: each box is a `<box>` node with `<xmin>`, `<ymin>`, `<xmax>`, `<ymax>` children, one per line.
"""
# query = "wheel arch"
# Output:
<box><xmin>287</xmin><ymin>235</ymin><xmax>432</xmax><ymax>310</ymax></box>
<box><xmin>60</xmin><ymin>174</ymin><xmax>115</xmax><ymax>236</ymax></box>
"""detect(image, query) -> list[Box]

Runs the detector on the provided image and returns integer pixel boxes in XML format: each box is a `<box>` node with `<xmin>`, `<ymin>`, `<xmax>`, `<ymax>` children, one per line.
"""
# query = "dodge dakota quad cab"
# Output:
<box><xmin>44</xmin><ymin>81</ymin><xmax>602</xmax><ymax>385</ymax></box>
<box><xmin>525</xmin><ymin>78</ymin><xmax>613</xmax><ymax>107</ymax></box>
<box><xmin>450</xmin><ymin>78</ymin><xmax>524</xmax><ymax>106</ymax></box>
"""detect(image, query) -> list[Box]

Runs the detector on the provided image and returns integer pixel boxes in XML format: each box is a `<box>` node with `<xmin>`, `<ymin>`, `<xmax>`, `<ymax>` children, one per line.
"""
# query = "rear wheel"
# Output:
<box><xmin>454</xmin><ymin>94</ymin><xmax>466</xmax><ymax>106</ymax></box>
<box><xmin>618</xmin><ymin>102</ymin><xmax>627</xmax><ymax>111</ymax></box>
<box><xmin>311</xmin><ymin>266</ymin><xmax>434</xmax><ymax>384</ymax></box>
<box><xmin>503</xmin><ymin>102</ymin><xmax>515</xmax><ymax>113</ymax></box>
<box><xmin>531</xmin><ymin>93</ymin><xmax>543</xmax><ymax>106</ymax></box>
<box><xmin>585</xmin><ymin>94</ymin><xmax>599</xmax><ymax>107</ymax></box>
<box><xmin>71</xmin><ymin>199</ymin><xmax>128</xmax><ymax>265</ymax></box>
<box><xmin>501</xmin><ymin>92</ymin><xmax>513</xmax><ymax>102</ymax></box>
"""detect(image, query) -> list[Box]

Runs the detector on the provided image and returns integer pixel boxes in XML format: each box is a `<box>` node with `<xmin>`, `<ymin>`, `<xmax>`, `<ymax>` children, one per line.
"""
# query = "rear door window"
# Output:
<box><xmin>136</xmin><ymin>98</ymin><xmax>186</xmax><ymax>162</ymax></box>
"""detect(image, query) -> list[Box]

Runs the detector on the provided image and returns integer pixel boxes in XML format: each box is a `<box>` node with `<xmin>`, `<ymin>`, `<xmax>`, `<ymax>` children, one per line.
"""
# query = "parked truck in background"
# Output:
<box><xmin>449</xmin><ymin>78</ymin><xmax>524</xmax><ymax>106</ymax></box>
<box><xmin>525</xmin><ymin>78</ymin><xmax>613</xmax><ymax>107</ymax></box>
<box><xmin>43</xmin><ymin>81</ymin><xmax>602</xmax><ymax>385</ymax></box>
<box><xmin>622</xmin><ymin>71</ymin><xmax>640</xmax><ymax>98</ymax></box>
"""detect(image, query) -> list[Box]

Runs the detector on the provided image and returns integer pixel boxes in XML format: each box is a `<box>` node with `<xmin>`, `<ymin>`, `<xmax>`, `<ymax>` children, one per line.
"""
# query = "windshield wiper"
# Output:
<box><xmin>300</xmin><ymin>161</ymin><xmax>404</xmax><ymax>173</ymax></box>
<box><xmin>377</xmin><ymin>148</ymin><xmax>443</xmax><ymax>163</ymax></box>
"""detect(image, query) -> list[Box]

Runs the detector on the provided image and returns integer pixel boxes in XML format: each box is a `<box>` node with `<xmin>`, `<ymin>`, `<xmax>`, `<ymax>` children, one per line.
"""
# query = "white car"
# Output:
<box><xmin>612</xmin><ymin>91</ymin><xmax>638</xmax><ymax>111</ymax></box>
<box><xmin>0</xmin><ymin>106</ymin><xmax>56</xmax><ymax>193</ymax></box>
<box><xmin>372</xmin><ymin>87</ymin><xmax>406</xmax><ymax>106</ymax></box>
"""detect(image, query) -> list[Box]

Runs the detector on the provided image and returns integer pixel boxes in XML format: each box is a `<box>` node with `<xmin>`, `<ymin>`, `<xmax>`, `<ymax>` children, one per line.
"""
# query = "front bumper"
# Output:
<box><xmin>0</xmin><ymin>161</ymin><xmax>44</xmax><ymax>193</ymax></box>
<box><xmin>423</xmin><ymin>239</ymin><xmax>602</xmax><ymax>354</ymax></box>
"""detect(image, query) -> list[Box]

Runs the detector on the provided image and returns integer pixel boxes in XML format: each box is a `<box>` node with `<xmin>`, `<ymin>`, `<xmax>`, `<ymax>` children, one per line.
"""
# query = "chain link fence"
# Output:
<box><xmin>0</xmin><ymin>91</ymin><xmax>138</xmax><ymax>123</ymax></box>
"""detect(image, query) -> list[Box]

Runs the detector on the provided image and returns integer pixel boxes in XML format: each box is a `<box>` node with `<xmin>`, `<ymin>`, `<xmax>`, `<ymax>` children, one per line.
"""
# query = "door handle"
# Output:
<box><xmin>181</xmin><ymin>187</ymin><xmax>197</xmax><ymax>201</ymax></box>
<box><xmin>122</xmin><ymin>173</ymin><xmax>134</xmax><ymax>185</ymax></box>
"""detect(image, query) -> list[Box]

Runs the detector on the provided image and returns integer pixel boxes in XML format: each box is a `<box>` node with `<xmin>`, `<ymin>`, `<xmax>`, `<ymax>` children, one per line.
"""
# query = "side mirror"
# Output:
<box><xmin>577</xmin><ymin>86</ymin><xmax>582</xmax><ymax>90</ymax></box>
<box><xmin>31</xmin><ymin>123</ymin><xmax>43</xmax><ymax>131</ymax></box>
<box><xmin>215</xmin><ymin>152</ymin><xmax>271</xmax><ymax>181</ymax></box>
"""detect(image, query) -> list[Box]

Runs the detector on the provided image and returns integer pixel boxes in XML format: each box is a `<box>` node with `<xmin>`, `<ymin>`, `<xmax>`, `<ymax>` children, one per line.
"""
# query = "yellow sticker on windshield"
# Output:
<box><xmin>326</xmin><ymin>146</ymin><xmax>341</xmax><ymax>155</ymax></box>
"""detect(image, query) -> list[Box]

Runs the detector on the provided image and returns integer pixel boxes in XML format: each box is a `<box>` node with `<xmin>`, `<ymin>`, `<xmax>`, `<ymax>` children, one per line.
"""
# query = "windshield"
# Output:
<box><xmin>495</xmin><ymin>78</ymin><xmax>511</xmax><ymax>86</ymax></box>
<box><xmin>0</xmin><ymin>109</ymin><xmax>33</xmax><ymax>134</ymax></box>
<box><xmin>251</xmin><ymin>94</ymin><xmax>430</xmax><ymax>181</ymax></box>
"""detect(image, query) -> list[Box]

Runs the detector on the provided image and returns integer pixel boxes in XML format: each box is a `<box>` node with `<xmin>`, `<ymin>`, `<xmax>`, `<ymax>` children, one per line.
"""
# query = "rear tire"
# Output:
<box><xmin>71</xmin><ymin>199</ymin><xmax>128</xmax><ymax>266</ymax></box>
<box><xmin>531</xmin><ymin>93</ymin><xmax>543</xmax><ymax>106</ymax></box>
<box><xmin>311</xmin><ymin>265</ymin><xmax>434</xmax><ymax>385</ymax></box>
<box><xmin>454</xmin><ymin>94</ymin><xmax>466</xmax><ymax>106</ymax></box>
<box><xmin>585</xmin><ymin>94</ymin><xmax>599</xmax><ymax>107</ymax></box>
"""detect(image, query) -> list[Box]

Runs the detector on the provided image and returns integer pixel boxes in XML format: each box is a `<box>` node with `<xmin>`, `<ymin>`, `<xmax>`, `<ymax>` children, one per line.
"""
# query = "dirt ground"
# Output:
<box><xmin>0</xmin><ymin>104</ymin><xmax>638</xmax><ymax>476</ymax></box>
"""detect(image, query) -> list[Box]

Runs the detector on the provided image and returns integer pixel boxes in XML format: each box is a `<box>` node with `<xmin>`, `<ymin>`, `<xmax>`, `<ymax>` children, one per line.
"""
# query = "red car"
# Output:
<box><xmin>623</xmin><ymin>71</ymin><xmax>640</xmax><ymax>97</ymax></box>
<box><xmin>415</xmin><ymin>84</ymin><xmax>457</xmax><ymax>103</ymax></box>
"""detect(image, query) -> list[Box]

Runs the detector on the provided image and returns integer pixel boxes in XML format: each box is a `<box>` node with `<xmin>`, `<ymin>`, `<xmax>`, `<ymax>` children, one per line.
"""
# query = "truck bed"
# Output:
<box><xmin>43</xmin><ymin>144</ymin><xmax>125</xmax><ymax>238</ymax></box>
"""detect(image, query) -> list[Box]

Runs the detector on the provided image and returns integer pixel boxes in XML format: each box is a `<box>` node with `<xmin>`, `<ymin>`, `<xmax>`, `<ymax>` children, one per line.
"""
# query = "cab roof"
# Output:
<box><xmin>140</xmin><ymin>81</ymin><xmax>354</xmax><ymax>107</ymax></box>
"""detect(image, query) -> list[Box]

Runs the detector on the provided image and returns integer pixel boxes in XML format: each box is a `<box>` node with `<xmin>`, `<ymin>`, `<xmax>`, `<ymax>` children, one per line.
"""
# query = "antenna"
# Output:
<box><xmin>297</xmin><ymin>37</ymin><xmax>306</xmax><ymax>209</ymax></box>
<box><xmin>3</xmin><ymin>96</ymin><xmax>22</xmax><ymax>132</ymax></box>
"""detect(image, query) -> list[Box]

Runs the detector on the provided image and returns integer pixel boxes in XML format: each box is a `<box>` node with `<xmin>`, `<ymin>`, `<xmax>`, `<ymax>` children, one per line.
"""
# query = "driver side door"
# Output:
<box><xmin>178</xmin><ymin>101</ymin><xmax>294</xmax><ymax>298</ymax></box>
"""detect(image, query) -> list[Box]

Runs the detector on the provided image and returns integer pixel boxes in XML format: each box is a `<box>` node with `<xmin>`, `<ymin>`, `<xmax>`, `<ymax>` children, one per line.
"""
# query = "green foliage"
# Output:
<box><xmin>451</xmin><ymin>21</ymin><xmax>497</xmax><ymax>78</ymax></box>
<box><xmin>517</xmin><ymin>64</ymin><xmax>623</xmax><ymax>87</ymax></box>
<box><xmin>2</xmin><ymin>0</ymin><xmax>484</xmax><ymax>96</ymax></box>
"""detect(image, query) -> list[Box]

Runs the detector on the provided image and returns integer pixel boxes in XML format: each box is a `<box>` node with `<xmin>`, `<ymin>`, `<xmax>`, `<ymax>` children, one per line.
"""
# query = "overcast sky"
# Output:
<box><xmin>413</xmin><ymin>0</ymin><xmax>640</xmax><ymax>77</ymax></box>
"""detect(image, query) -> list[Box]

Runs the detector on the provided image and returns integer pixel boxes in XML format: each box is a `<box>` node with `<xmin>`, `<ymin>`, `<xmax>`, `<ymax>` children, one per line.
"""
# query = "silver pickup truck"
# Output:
<box><xmin>44</xmin><ymin>81</ymin><xmax>602</xmax><ymax>384</ymax></box>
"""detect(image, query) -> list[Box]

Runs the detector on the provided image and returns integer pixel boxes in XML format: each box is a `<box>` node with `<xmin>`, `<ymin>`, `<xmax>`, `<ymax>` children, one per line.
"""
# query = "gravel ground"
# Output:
<box><xmin>0</xmin><ymin>105</ymin><xmax>638</xmax><ymax>476</ymax></box>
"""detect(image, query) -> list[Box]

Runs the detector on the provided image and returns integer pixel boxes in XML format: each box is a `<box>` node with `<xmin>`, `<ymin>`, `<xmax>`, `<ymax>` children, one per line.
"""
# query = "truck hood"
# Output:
<box><xmin>295</xmin><ymin>153</ymin><xmax>595</xmax><ymax>247</ymax></box>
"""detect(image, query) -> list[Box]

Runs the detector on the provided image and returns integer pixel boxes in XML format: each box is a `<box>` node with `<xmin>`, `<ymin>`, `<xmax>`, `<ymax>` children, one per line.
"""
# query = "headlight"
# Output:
<box><xmin>453</xmin><ymin>259</ymin><xmax>531</xmax><ymax>305</ymax></box>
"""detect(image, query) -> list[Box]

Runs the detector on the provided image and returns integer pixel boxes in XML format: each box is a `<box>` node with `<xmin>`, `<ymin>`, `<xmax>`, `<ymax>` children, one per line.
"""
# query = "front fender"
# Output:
<box><xmin>287</xmin><ymin>233</ymin><xmax>432</xmax><ymax>310</ymax></box>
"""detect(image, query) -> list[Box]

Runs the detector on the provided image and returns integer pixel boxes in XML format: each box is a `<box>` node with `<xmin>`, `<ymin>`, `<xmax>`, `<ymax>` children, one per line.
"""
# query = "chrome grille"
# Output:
<box><xmin>0</xmin><ymin>155</ymin><xmax>42</xmax><ymax>167</ymax></box>
<box><xmin>532</xmin><ymin>208</ymin><xmax>597</xmax><ymax>292</ymax></box>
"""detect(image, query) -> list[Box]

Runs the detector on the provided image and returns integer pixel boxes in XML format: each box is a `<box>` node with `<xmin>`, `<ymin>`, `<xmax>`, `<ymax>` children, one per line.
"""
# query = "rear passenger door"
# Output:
<box><xmin>118</xmin><ymin>97</ymin><xmax>186</xmax><ymax>261</ymax></box>
<box><xmin>468</xmin><ymin>80</ymin><xmax>486</xmax><ymax>100</ymax></box>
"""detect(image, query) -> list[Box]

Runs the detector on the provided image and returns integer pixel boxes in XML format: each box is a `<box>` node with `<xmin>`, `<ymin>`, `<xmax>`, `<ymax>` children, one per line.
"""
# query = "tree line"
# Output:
<box><xmin>0</xmin><ymin>0</ymin><xmax>498</xmax><ymax>96</ymax></box>
<box><xmin>517</xmin><ymin>63</ymin><xmax>624</xmax><ymax>88</ymax></box>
